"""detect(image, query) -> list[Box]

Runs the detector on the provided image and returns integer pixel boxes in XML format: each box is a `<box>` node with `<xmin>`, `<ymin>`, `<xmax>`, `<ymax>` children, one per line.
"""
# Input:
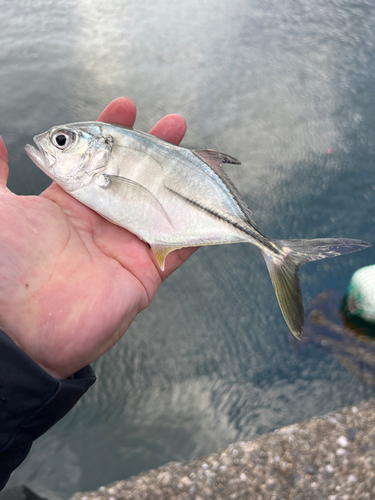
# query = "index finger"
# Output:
<box><xmin>98</xmin><ymin>98</ymin><xmax>187</xmax><ymax>146</ymax></box>
<box><xmin>97</xmin><ymin>97</ymin><xmax>137</xmax><ymax>127</ymax></box>
<box><xmin>0</xmin><ymin>136</ymin><xmax>9</xmax><ymax>187</ymax></box>
<box><xmin>149</xmin><ymin>114</ymin><xmax>187</xmax><ymax>146</ymax></box>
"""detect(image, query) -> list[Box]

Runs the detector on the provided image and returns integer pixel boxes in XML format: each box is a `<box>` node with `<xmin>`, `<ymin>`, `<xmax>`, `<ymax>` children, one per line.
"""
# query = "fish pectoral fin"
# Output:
<box><xmin>103</xmin><ymin>174</ymin><xmax>173</xmax><ymax>226</ymax></box>
<box><xmin>151</xmin><ymin>244</ymin><xmax>181</xmax><ymax>271</ymax></box>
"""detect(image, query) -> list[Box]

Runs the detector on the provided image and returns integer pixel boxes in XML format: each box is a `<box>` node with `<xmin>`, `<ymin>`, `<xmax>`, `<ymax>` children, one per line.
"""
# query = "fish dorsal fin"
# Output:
<box><xmin>192</xmin><ymin>150</ymin><xmax>258</xmax><ymax>230</ymax></box>
<box><xmin>193</xmin><ymin>149</ymin><xmax>241</xmax><ymax>175</ymax></box>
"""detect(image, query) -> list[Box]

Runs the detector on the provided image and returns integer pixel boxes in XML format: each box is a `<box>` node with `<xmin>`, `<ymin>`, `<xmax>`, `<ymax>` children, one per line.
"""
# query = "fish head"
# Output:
<box><xmin>25</xmin><ymin>122</ymin><xmax>113</xmax><ymax>191</ymax></box>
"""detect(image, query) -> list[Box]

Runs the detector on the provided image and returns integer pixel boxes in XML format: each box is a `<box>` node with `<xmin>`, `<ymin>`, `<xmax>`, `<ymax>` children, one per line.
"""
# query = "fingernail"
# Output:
<box><xmin>122</xmin><ymin>96</ymin><xmax>136</xmax><ymax>105</ymax></box>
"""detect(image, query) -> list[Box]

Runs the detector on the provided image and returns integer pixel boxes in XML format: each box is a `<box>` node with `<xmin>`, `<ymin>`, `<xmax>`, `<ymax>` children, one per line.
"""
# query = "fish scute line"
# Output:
<box><xmin>165</xmin><ymin>186</ymin><xmax>277</xmax><ymax>254</ymax></box>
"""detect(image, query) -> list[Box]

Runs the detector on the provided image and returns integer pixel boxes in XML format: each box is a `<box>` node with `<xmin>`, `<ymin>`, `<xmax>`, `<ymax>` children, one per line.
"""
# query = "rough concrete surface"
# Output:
<box><xmin>70</xmin><ymin>399</ymin><xmax>375</xmax><ymax>500</ymax></box>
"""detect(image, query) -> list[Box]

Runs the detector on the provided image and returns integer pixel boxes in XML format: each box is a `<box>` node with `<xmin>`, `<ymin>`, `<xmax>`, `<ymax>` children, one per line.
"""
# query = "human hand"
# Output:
<box><xmin>0</xmin><ymin>97</ymin><xmax>198</xmax><ymax>379</ymax></box>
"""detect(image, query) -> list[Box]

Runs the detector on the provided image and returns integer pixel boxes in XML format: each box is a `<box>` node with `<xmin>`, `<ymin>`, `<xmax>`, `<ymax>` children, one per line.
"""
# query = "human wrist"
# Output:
<box><xmin>0</xmin><ymin>327</ymin><xmax>75</xmax><ymax>380</ymax></box>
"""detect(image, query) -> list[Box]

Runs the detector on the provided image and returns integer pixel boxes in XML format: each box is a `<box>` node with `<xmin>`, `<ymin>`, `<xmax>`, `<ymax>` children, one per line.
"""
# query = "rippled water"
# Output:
<box><xmin>2</xmin><ymin>0</ymin><xmax>375</xmax><ymax>498</ymax></box>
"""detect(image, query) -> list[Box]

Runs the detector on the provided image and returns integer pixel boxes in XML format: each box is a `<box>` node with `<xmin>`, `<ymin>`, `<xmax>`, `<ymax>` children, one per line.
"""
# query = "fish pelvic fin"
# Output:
<box><xmin>262</xmin><ymin>238</ymin><xmax>372</xmax><ymax>340</ymax></box>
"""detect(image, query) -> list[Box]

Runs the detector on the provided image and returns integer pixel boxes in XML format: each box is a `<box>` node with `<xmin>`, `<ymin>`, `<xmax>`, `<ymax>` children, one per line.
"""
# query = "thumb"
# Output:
<box><xmin>0</xmin><ymin>136</ymin><xmax>9</xmax><ymax>187</ymax></box>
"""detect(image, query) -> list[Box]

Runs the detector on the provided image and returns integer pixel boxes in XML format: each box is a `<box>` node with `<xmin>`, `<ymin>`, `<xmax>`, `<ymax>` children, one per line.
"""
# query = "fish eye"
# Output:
<box><xmin>51</xmin><ymin>130</ymin><xmax>75</xmax><ymax>150</ymax></box>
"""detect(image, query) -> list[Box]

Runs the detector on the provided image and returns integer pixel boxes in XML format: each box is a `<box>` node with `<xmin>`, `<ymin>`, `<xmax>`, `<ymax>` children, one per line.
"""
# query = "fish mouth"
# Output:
<box><xmin>25</xmin><ymin>143</ymin><xmax>46</xmax><ymax>168</ymax></box>
<box><xmin>25</xmin><ymin>136</ymin><xmax>56</xmax><ymax>177</ymax></box>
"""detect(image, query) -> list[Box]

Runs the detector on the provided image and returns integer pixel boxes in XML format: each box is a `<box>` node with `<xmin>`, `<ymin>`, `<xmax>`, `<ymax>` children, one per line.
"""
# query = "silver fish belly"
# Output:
<box><xmin>25</xmin><ymin>121</ymin><xmax>371</xmax><ymax>339</ymax></box>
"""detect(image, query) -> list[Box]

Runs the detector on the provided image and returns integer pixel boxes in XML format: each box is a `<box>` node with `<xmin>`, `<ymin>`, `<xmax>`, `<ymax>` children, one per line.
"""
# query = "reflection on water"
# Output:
<box><xmin>292</xmin><ymin>291</ymin><xmax>375</xmax><ymax>387</ymax></box>
<box><xmin>2</xmin><ymin>0</ymin><xmax>375</xmax><ymax>498</ymax></box>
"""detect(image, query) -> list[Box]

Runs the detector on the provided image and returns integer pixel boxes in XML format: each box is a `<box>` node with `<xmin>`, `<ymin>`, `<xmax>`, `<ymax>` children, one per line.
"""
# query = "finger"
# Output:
<box><xmin>97</xmin><ymin>97</ymin><xmax>137</xmax><ymax>127</ymax></box>
<box><xmin>161</xmin><ymin>246</ymin><xmax>200</xmax><ymax>279</ymax></box>
<box><xmin>149</xmin><ymin>114</ymin><xmax>187</xmax><ymax>145</ymax></box>
<box><xmin>0</xmin><ymin>136</ymin><xmax>9</xmax><ymax>187</ymax></box>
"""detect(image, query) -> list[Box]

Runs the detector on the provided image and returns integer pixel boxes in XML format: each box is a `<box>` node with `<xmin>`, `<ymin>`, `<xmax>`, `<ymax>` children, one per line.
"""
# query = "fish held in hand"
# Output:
<box><xmin>25</xmin><ymin>122</ymin><xmax>371</xmax><ymax>339</ymax></box>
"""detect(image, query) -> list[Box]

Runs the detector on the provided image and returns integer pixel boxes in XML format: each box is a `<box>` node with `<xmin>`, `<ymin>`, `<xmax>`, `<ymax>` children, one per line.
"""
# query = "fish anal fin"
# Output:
<box><xmin>151</xmin><ymin>245</ymin><xmax>181</xmax><ymax>271</ymax></box>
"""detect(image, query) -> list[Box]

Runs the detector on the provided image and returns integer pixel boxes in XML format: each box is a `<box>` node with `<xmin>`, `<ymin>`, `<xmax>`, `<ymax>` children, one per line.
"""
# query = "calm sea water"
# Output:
<box><xmin>2</xmin><ymin>0</ymin><xmax>375</xmax><ymax>498</ymax></box>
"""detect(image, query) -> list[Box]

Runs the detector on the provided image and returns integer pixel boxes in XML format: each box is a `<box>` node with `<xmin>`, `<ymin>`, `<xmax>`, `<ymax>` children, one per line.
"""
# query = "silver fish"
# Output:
<box><xmin>25</xmin><ymin>122</ymin><xmax>371</xmax><ymax>339</ymax></box>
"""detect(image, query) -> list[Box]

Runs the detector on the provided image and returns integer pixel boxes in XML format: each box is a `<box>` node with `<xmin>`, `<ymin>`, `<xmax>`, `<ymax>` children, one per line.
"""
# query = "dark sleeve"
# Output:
<box><xmin>0</xmin><ymin>330</ymin><xmax>96</xmax><ymax>490</ymax></box>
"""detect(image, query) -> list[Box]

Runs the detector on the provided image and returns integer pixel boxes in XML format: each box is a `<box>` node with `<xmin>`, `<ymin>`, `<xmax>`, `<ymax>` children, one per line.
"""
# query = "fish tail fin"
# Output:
<box><xmin>261</xmin><ymin>238</ymin><xmax>371</xmax><ymax>340</ymax></box>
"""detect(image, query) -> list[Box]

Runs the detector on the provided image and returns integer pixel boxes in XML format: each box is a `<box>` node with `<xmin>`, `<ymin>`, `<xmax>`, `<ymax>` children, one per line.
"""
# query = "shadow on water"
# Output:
<box><xmin>290</xmin><ymin>291</ymin><xmax>375</xmax><ymax>388</ymax></box>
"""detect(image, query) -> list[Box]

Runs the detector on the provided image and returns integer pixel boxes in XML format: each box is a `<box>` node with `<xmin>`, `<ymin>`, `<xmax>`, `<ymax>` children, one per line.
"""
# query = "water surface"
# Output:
<box><xmin>2</xmin><ymin>0</ymin><xmax>375</xmax><ymax>497</ymax></box>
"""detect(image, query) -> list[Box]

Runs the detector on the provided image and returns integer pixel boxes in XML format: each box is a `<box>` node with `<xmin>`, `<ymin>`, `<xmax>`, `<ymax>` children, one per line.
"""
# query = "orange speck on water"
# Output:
<box><xmin>327</xmin><ymin>148</ymin><xmax>333</xmax><ymax>154</ymax></box>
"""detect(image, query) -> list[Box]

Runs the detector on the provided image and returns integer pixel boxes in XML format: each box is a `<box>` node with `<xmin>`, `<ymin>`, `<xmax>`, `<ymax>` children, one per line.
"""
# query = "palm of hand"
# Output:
<box><xmin>0</xmin><ymin>98</ymin><xmax>195</xmax><ymax>379</ymax></box>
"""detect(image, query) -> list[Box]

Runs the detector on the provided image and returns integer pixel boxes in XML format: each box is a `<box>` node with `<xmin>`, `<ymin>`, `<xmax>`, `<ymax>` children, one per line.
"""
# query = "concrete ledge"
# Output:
<box><xmin>70</xmin><ymin>398</ymin><xmax>375</xmax><ymax>500</ymax></box>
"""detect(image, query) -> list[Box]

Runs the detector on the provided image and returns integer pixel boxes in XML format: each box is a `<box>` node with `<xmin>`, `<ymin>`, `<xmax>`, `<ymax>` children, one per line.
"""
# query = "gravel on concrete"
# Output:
<box><xmin>70</xmin><ymin>398</ymin><xmax>375</xmax><ymax>500</ymax></box>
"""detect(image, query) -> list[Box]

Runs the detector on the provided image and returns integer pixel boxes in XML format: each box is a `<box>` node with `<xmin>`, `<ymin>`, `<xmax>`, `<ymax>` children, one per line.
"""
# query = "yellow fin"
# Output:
<box><xmin>151</xmin><ymin>245</ymin><xmax>180</xmax><ymax>271</ymax></box>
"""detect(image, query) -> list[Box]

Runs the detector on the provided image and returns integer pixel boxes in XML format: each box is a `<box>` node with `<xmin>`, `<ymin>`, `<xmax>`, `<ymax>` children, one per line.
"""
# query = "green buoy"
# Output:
<box><xmin>346</xmin><ymin>265</ymin><xmax>375</xmax><ymax>323</ymax></box>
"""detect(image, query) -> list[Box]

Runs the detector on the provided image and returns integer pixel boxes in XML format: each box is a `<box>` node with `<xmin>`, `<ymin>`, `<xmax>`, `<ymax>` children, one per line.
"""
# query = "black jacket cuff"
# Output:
<box><xmin>0</xmin><ymin>330</ymin><xmax>96</xmax><ymax>490</ymax></box>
